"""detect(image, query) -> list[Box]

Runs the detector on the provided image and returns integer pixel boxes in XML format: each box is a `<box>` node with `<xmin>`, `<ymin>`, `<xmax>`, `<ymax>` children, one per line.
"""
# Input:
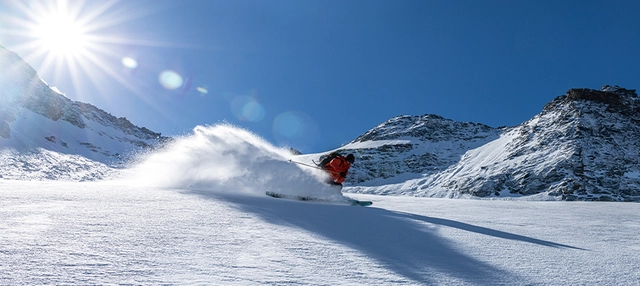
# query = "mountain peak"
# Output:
<box><xmin>568</xmin><ymin>85</ymin><xmax>637</xmax><ymax>104</ymax></box>
<box><xmin>352</xmin><ymin>113</ymin><xmax>495</xmax><ymax>143</ymax></box>
<box><xmin>544</xmin><ymin>85</ymin><xmax>639</xmax><ymax>116</ymax></box>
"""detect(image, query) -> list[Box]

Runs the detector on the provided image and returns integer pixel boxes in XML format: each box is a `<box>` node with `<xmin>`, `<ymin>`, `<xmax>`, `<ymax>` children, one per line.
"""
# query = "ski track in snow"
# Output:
<box><xmin>2</xmin><ymin>124</ymin><xmax>640</xmax><ymax>285</ymax></box>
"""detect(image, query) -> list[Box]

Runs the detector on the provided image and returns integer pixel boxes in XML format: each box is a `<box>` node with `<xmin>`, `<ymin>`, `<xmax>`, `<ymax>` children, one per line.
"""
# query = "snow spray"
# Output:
<box><xmin>121</xmin><ymin>124</ymin><xmax>341</xmax><ymax>199</ymax></box>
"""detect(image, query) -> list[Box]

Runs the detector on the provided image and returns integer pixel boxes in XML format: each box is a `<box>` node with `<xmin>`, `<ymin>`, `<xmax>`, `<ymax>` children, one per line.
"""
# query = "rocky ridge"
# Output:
<box><xmin>341</xmin><ymin>114</ymin><xmax>502</xmax><ymax>187</ymax></box>
<box><xmin>324</xmin><ymin>85</ymin><xmax>640</xmax><ymax>201</ymax></box>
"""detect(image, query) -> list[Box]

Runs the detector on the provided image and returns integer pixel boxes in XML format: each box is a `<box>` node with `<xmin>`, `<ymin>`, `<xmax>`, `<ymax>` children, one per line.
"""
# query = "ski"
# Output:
<box><xmin>265</xmin><ymin>191</ymin><xmax>372</xmax><ymax>207</ymax></box>
<box><xmin>350</xmin><ymin>199</ymin><xmax>373</xmax><ymax>207</ymax></box>
<box><xmin>265</xmin><ymin>191</ymin><xmax>320</xmax><ymax>202</ymax></box>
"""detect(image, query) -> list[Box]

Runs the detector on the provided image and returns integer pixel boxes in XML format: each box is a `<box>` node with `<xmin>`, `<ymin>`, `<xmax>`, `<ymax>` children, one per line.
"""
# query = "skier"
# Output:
<box><xmin>273</xmin><ymin>154</ymin><xmax>371</xmax><ymax>206</ymax></box>
<box><xmin>321</xmin><ymin>153</ymin><xmax>355</xmax><ymax>186</ymax></box>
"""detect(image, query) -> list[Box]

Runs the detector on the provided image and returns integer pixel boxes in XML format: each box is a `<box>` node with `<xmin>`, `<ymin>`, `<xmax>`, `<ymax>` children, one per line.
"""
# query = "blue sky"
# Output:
<box><xmin>1</xmin><ymin>0</ymin><xmax>639</xmax><ymax>153</ymax></box>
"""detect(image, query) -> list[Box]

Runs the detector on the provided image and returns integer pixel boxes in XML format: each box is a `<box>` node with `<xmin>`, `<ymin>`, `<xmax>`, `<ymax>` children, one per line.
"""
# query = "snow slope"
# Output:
<box><xmin>2</xmin><ymin>122</ymin><xmax>639</xmax><ymax>285</ymax></box>
<box><xmin>1</xmin><ymin>181</ymin><xmax>639</xmax><ymax>285</ymax></box>
<box><xmin>0</xmin><ymin>45</ymin><xmax>166</xmax><ymax>180</ymax></box>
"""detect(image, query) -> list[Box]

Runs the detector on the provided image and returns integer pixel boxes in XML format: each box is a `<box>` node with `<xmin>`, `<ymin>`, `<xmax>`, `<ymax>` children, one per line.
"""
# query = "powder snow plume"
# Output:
<box><xmin>121</xmin><ymin>124</ymin><xmax>343</xmax><ymax>199</ymax></box>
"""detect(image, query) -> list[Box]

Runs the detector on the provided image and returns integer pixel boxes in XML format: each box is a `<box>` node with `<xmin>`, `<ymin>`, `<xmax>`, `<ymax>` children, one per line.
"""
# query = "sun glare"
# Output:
<box><xmin>1</xmin><ymin>0</ymin><xmax>190</xmax><ymax>120</ymax></box>
<box><xmin>0</xmin><ymin>0</ymin><xmax>154</xmax><ymax>100</ymax></box>
<box><xmin>33</xmin><ymin>13</ymin><xmax>88</xmax><ymax>57</ymax></box>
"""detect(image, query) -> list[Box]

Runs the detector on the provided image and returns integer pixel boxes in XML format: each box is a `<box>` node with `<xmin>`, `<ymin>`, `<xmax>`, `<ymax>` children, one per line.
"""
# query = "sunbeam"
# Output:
<box><xmin>0</xmin><ymin>0</ymin><xmax>171</xmax><ymax>104</ymax></box>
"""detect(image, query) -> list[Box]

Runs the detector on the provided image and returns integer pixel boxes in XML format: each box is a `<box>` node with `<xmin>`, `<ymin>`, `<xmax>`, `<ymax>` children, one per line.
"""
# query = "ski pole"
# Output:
<box><xmin>288</xmin><ymin>159</ymin><xmax>341</xmax><ymax>175</ymax></box>
<box><xmin>288</xmin><ymin>159</ymin><xmax>321</xmax><ymax>170</ymax></box>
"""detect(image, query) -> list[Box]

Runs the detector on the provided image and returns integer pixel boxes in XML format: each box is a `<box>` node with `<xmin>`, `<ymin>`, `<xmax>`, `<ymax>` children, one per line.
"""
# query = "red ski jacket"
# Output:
<box><xmin>323</xmin><ymin>156</ymin><xmax>351</xmax><ymax>184</ymax></box>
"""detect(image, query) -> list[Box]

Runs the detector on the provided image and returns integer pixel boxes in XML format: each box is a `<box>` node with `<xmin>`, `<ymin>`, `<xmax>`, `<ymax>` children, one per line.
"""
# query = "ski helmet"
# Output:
<box><xmin>346</xmin><ymin>154</ymin><xmax>355</xmax><ymax>163</ymax></box>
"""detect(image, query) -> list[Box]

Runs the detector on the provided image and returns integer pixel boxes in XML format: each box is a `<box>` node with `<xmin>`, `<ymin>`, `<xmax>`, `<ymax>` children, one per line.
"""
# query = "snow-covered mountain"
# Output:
<box><xmin>3</xmin><ymin>45</ymin><xmax>639</xmax><ymax>201</ymax></box>
<box><xmin>328</xmin><ymin>114</ymin><xmax>502</xmax><ymax>188</ymax></box>
<box><xmin>0</xmin><ymin>45</ymin><xmax>168</xmax><ymax>180</ymax></box>
<box><xmin>333</xmin><ymin>85</ymin><xmax>640</xmax><ymax>202</ymax></box>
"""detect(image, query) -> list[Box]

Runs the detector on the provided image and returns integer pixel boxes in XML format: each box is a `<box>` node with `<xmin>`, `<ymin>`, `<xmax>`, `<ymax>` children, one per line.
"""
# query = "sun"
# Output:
<box><xmin>4</xmin><ymin>0</ymin><xmax>96</xmax><ymax>62</ymax></box>
<box><xmin>0</xmin><ymin>0</ymin><xmax>150</xmax><ymax>101</ymax></box>
<box><xmin>0</xmin><ymin>0</ymin><xmax>187</xmax><ymax>116</ymax></box>
<box><xmin>32</xmin><ymin>12</ymin><xmax>88</xmax><ymax>57</ymax></box>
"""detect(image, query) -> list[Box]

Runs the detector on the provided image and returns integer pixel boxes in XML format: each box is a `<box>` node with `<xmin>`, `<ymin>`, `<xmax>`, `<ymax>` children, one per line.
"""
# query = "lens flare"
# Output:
<box><xmin>272</xmin><ymin>111</ymin><xmax>320</xmax><ymax>151</ymax></box>
<box><xmin>121</xmin><ymin>57</ymin><xmax>138</xmax><ymax>69</ymax></box>
<box><xmin>159</xmin><ymin>70</ymin><xmax>184</xmax><ymax>90</ymax></box>
<box><xmin>231</xmin><ymin>96</ymin><xmax>265</xmax><ymax>122</ymax></box>
<box><xmin>196</xmin><ymin>86</ymin><xmax>208</xmax><ymax>94</ymax></box>
<box><xmin>273</xmin><ymin>112</ymin><xmax>303</xmax><ymax>138</ymax></box>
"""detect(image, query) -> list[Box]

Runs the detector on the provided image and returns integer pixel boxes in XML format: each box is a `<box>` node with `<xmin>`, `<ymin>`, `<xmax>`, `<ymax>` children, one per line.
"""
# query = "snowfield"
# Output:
<box><xmin>2</xmin><ymin>124</ymin><xmax>639</xmax><ymax>285</ymax></box>
<box><xmin>1</xmin><ymin>181</ymin><xmax>639</xmax><ymax>285</ymax></box>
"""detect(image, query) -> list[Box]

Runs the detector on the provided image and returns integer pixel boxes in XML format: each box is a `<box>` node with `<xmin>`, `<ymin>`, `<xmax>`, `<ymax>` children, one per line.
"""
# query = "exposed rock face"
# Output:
<box><xmin>539</xmin><ymin>85</ymin><xmax>640</xmax><ymax>201</ymax></box>
<box><xmin>564</xmin><ymin>85</ymin><xmax>638</xmax><ymax>110</ymax></box>
<box><xmin>336</xmin><ymin>85</ymin><xmax>640</xmax><ymax>201</ymax></box>
<box><xmin>333</xmin><ymin>114</ymin><xmax>502</xmax><ymax>187</ymax></box>
<box><xmin>353</xmin><ymin>114</ymin><xmax>499</xmax><ymax>143</ymax></box>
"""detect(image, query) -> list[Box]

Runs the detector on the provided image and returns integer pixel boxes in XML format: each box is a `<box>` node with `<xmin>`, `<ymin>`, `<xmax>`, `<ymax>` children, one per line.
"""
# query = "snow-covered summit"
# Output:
<box><xmin>353</xmin><ymin>114</ymin><xmax>498</xmax><ymax>143</ymax></box>
<box><xmin>0</xmin><ymin>45</ymin><xmax>168</xmax><ymax>180</ymax></box>
<box><xmin>310</xmin><ymin>114</ymin><xmax>502</xmax><ymax>190</ymax></box>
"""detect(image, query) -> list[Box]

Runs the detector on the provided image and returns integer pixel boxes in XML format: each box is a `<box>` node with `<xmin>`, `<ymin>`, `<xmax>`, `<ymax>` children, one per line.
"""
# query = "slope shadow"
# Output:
<box><xmin>194</xmin><ymin>191</ymin><xmax>528</xmax><ymax>285</ymax></box>
<box><xmin>394</xmin><ymin>212</ymin><xmax>586</xmax><ymax>250</ymax></box>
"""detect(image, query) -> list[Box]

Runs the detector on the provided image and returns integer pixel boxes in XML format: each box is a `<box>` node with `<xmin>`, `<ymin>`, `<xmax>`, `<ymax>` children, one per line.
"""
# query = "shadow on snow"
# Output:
<box><xmin>393</xmin><ymin>212</ymin><xmax>586</xmax><ymax>250</ymax></box>
<box><xmin>189</xmin><ymin>191</ymin><xmax>580</xmax><ymax>285</ymax></box>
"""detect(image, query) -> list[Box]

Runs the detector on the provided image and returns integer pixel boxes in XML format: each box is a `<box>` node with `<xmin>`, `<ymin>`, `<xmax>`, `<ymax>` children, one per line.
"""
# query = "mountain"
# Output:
<box><xmin>3</xmin><ymin>45</ymin><xmax>639</xmax><ymax>201</ymax></box>
<box><xmin>0</xmin><ymin>45</ymin><xmax>168</xmax><ymax>180</ymax></box>
<box><xmin>326</xmin><ymin>114</ymin><xmax>502</xmax><ymax>188</ymax></box>
<box><xmin>331</xmin><ymin>85</ymin><xmax>640</xmax><ymax>201</ymax></box>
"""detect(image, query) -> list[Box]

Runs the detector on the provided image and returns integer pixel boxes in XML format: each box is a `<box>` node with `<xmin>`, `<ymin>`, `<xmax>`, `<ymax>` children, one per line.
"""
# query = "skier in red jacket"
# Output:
<box><xmin>322</xmin><ymin>153</ymin><xmax>355</xmax><ymax>185</ymax></box>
